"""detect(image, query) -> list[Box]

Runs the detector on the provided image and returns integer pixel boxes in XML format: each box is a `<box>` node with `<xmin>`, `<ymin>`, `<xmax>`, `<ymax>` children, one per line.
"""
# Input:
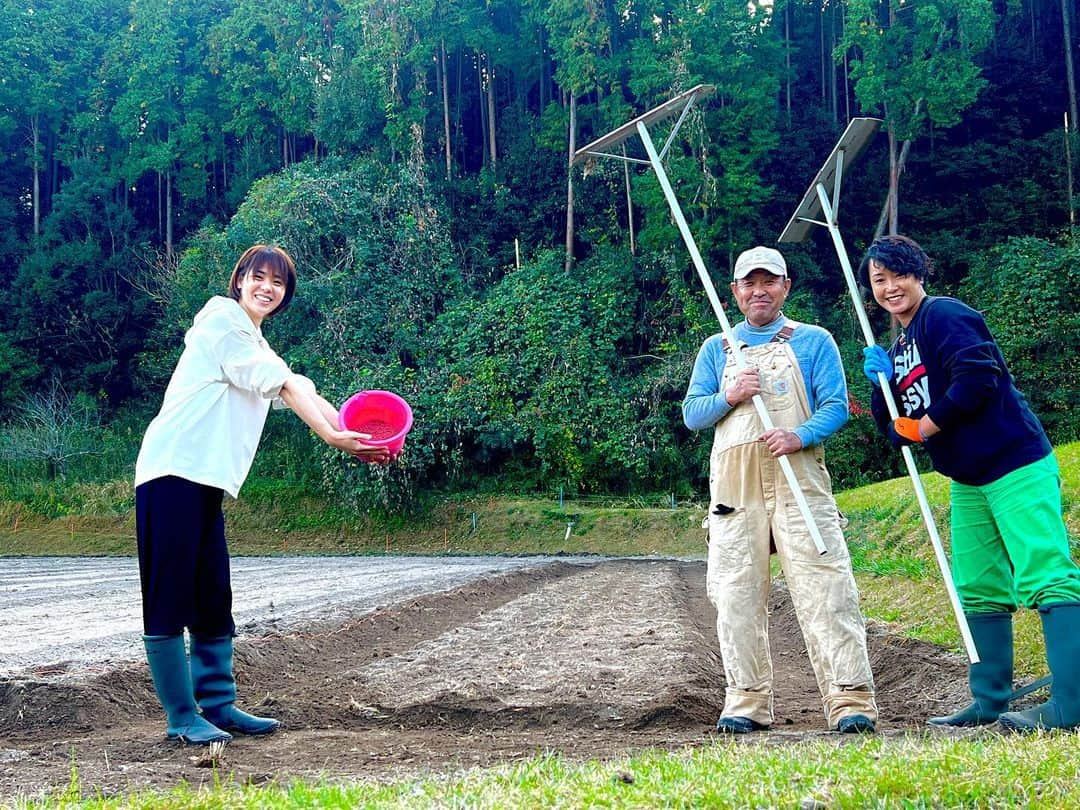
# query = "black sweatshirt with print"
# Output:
<box><xmin>870</xmin><ymin>296</ymin><xmax>1051</xmax><ymax>486</ymax></box>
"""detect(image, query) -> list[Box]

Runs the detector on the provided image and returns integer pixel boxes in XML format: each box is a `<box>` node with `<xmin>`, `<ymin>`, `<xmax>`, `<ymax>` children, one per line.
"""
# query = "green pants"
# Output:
<box><xmin>950</xmin><ymin>453</ymin><xmax>1080</xmax><ymax>613</ymax></box>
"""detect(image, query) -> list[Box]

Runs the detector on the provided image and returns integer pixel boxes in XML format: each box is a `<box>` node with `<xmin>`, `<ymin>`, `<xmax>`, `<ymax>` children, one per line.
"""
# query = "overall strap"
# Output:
<box><xmin>772</xmin><ymin>324</ymin><xmax>796</xmax><ymax>344</ymax></box>
<box><xmin>722</xmin><ymin>322</ymin><xmax>798</xmax><ymax>353</ymax></box>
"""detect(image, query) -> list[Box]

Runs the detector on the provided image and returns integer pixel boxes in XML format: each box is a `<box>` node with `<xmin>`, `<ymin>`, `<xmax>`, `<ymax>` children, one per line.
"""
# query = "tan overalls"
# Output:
<box><xmin>705</xmin><ymin>327</ymin><xmax>878</xmax><ymax>729</ymax></box>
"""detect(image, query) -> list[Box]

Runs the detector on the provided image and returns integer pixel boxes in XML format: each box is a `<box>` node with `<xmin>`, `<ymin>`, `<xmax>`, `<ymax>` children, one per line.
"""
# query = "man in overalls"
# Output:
<box><xmin>682</xmin><ymin>245</ymin><xmax>878</xmax><ymax>734</ymax></box>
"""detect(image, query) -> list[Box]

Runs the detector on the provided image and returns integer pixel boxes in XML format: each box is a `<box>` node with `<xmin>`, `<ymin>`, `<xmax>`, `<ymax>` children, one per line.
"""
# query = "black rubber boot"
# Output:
<box><xmin>190</xmin><ymin>635</ymin><xmax>280</xmax><ymax>735</ymax></box>
<box><xmin>999</xmin><ymin>602</ymin><xmax>1080</xmax><ymax>732</ymax></box>
<box><xmin>837</xmin><ymin>714</ymin><xmax>876</xmax><ymax>734</ymax></box>
<box><xmin>928</xmin><ymin>612</ymin><xmax>1013</xmax><ymax>727</ymax></box>
<box><xmin>716</xmin><ymin>716</ymin><xmax>770</xmax><ymax>734</ymax></box>
<box><xmin>143</xmin><ymin>634</ymin><xmax>232</xmax><ymax>745</ymax></box>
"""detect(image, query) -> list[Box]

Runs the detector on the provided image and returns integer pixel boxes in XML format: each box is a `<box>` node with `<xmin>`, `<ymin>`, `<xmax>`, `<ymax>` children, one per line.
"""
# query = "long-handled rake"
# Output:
<box><xmin>573</xmin><ymin>84</ymin><xmax>828</xmax><ymax>556</ymax></box>
<box><xmin>777</xmin><ymin>117</ymin><xmax>980</xmax><ymax>662</ymax></box>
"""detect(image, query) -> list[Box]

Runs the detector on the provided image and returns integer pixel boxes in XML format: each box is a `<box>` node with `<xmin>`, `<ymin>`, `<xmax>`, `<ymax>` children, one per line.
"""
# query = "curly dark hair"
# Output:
<box><xmin>857</xmin><ymin>234</ymin><xmax>934</xmax><ymax>291</ymax></box>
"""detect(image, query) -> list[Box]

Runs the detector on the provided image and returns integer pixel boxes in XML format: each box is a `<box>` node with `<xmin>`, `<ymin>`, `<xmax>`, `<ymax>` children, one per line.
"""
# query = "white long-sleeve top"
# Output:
<box><xmin>135</xmin><ymin>296</ymin><xmax>294</xmax><ymax>498</ymax></box>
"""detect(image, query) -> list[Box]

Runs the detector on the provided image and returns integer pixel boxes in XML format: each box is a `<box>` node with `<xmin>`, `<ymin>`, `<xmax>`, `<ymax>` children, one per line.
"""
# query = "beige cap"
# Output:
<box><xmin>733</xmin><ymin>245</ymin><xmax>787</xmax><ymax>280</ymax></box>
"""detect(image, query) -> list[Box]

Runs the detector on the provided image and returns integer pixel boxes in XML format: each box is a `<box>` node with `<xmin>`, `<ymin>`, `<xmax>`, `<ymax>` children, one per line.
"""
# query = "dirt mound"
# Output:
<box><xmin>0</xmin><ymin>559</ymin><xmax>967</xmax><ymax>800</ymax></box>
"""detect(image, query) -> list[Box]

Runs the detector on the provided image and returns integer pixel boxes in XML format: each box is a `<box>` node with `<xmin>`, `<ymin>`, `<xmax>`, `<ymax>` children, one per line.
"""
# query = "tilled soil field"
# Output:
<box><xmin>0</xmin><ymin>558</ymin><xmax>972</xmax><ymax>801</ymax></box>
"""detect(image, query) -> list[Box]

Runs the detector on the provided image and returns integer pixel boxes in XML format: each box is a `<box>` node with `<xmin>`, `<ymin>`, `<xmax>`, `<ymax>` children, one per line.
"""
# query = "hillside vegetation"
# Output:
<box><xmin>3</xmin><ymin>0</ymin><xmax>1080</xmax><ymax>506</ymax></box>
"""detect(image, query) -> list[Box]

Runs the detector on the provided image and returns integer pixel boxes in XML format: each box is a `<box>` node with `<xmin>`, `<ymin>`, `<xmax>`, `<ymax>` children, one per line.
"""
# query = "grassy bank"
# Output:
<box><xmin>838</xmin><ymin>443</ymin><xmax>1078</xmax><ymax>675</ymax></box>
<box><xmin>0</xmin><ymin>481</ymin><xmax>709</xmax><ymax>558</ymax></box>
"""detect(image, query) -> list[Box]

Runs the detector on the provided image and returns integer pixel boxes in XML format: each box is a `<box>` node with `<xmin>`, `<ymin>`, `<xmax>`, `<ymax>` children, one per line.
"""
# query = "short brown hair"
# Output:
<box><xmin>227</xmin><ymin>244</ymin><xmax>297</xmax><ymax>316</ymax></box>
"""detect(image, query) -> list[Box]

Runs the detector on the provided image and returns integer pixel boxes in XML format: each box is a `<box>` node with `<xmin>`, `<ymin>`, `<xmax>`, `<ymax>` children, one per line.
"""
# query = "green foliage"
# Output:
<box><xmin>960</xmin><ymin>236</ymin><xmax>1080</xmax><ymax>443</ymax></box>
<box><xmin>6</xmin><ymin>239</ymin><xmax>152</xmax><ymax>402</ymax></box>
<box><xmin>0</xmin><ymin>386</ymin><xmax>142</xmax><ymax>516</ymax></box>
<box><xmin>314</xmin><ymin>50</ymin><xmax>388</xmax><ymax>154</ymax></box>
<box><xmin>1</xmin><ymin>0</ymin><xmax>1077</xmax><ymax>507</ymax></box>
<box><xmin>542</xmin><ymin>0</ymin><xmax>610</xmax><ymax>94</ymax></box>
<box><xmin>425</xmin><ymin>246</ymin><xmax>667</xmax><ymax>493</ymax></box>
<box><xmin>205</xmin><ymin>0</ymin><xmax>325</xmax><ymax>145</ymax></box>
<box><xmin>0</xmin><ymin>330</ymin><xmax>41</xmax><ymax>407</ymax></box>
<box><xmin>840</xmin><ymin>0</ymin><xmax>993</xmax><ymax>140</ymax></box>
<box><xmin>443</xmin><ymin>106</ymin><xmax>569</xmax><ymax>284</ymax></box>
<box><xmin>617</xmin><ymin>0</ymin><xmax>783</xmax><ymax>265</ymax></box>
<box><xmin>157</xmin><ymin>154</ymin><xmax>460</xmax><ymax>513</ymax></box>
<box><xmin>128</xmin><ymin>231</ymin><xmax>235</xmax><ymax>397</ymax></box>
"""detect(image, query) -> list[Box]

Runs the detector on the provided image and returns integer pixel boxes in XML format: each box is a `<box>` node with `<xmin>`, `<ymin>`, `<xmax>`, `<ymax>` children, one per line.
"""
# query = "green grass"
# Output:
<box><xmin>17</xmin><ymin>734</ymin><xmax>1080</xmax><ymax>808</ymax></box>
<box><xmin>0</xmin><ymin>487</ymin><xmax>710</xmax><ymax>558</ymax></box>
<box><xmin>5</xmin><ymin>443</ymin><xmax>1080</xmax><ymax>807</ymax></box>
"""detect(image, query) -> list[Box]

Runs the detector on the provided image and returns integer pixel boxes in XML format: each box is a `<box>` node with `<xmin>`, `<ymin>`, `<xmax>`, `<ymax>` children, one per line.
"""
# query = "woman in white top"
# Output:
<box><xmin>135</xmin><ymin>244</ymin><xmax>388</xmax><ymax>745</ymax></box>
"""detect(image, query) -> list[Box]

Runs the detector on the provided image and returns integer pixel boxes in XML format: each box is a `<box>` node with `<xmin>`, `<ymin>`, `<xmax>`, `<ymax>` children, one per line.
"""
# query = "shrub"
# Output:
<box><xmin>961</xmin><ymin>236</ymin><xmax>1080</xmax><ymax>443</ymax></box>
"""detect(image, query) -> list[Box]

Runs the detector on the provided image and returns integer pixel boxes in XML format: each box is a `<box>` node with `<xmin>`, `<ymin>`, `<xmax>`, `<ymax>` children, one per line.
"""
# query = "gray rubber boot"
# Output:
<box><xmin>928</xmin><ymin>612</ymin><xmax>1013</xmax><ymax>727</ymax></box>
<box><xmin>999</xmin><ymin>602</ymin><xmax>1080</xmax><ymax>732</ymax></box>
<box><xmin>190</xmin><ymin>635</ymin><xmax>280</xmax><ymax>735</ymax></box>
<box><xmin>143</xmin><ymin>634</ymin><xmax>232</xmax><ymax>745</ymax></box>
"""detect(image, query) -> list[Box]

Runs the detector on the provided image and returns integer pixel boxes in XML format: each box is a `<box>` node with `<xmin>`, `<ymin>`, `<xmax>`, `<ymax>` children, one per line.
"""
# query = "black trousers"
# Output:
<box><xmin>135</xmin><ymin>476</ymin><xmax>235</xmax><ymax>637</ymax></box>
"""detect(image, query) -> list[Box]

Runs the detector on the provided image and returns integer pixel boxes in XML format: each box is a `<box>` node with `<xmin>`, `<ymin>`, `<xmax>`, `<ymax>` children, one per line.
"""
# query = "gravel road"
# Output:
<box><xmin>0</xmin><ymin>555</ymin><xmax>576</xmax><ymax>677</ymax></box>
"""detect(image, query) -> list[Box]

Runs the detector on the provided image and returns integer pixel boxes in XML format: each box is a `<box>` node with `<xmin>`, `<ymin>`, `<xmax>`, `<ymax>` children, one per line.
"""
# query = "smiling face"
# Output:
<box><xmin>866</xmin><ymin>259</ymin><xmax>927</xmax><ymax>327</ymax></box>
<box><xmin>227</xmin><ymin>244</ymin><xmax>297</xmax><ymax>325</ymax></box>
<box><xmin>236</xmin><ymin>264</ymin><xmax>288</xmax><ymax>326</ymax></box>
<box><xmin>731</xmin><ymin>268</ymin><xmax>791</xmax><ymax>327</ymax></box>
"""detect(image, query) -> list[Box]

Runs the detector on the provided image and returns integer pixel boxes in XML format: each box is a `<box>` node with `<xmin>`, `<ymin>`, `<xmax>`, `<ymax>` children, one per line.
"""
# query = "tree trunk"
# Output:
<box><xmin>873</xmin><ymin>97</ymin><xmax>923</xmax><ymax>239</ymax></box>
<box><xmin>1065</xmin><ymin>113</ymin><xmax>1077</xmax><ymax>242</ymax></box>
<box><xmin>887</xmin><ymin>129</ymin><xmax>899</xmax><ymax>234</ymax></box>
<box><xmin>455</xmin><ymin>47</ymin><xmax>463</xmax><ymax>167</ymax></box>
<box><xmin>874</xmin><ymin>131</ymin><xmax>915</xmax><ymax>239</ymax></box>
<box><xmin>829</xmin><ymin>5</ymin><xmax>838</xmax><ymax>124</ymax></box>
<box><xmin>1063</xmin><ymin>0</ymin><xmax>1078</xmax><ymax>130</ymax></box>
<box><xmin>31</xmin><ymin>114</ymin><xmax>41</xmax><ymax>237</ymax></box>
<box><xmin>623</xmin><ymin>144</ymin><xmax>635</xmax><ymax>255</ymax></box>
<box><xmin>785</xmin><ymin>2</ymin><xmax>792</xmax><ymax>125</ymax></box>
<box><xmin>842</xmin><ymin>5</ymin><xmax>851</xmax><ymax>123</ymax></box>
<box><xmin>565</xmin><ymin>93</ymin><xmax>576</xmax><ymax>273</ymax></box>
<box><xmin>820</xmin><ymin>5</ymin><xmax>826</xmax><ymax>105</ymax></box>
<box><xmin>1030</xmin><ymin>0</ymin><xmax>1038</xmax><ymax>56</ymax></box>
<box><xmin>477</xmin><ymin>58</ymin><xmax>488</xmax><ymax>168</ymax></box>
<box><xmin>440</xmin><ymin>38</ymin><xmax>452</xmax><ymax>178</ymax></box>
<box><xmin>487</xmin><ymin>66</ymin><xmax>497</xmax><ymax>167</ymax></box>
<box><xmin>166</xmin><ymin>169</ymin><xmax>174</xmax><ymax>262</ymax></box>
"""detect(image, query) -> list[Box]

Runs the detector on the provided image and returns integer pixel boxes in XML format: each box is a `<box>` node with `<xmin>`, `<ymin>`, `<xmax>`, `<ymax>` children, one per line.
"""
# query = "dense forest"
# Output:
<box><xmin>1</xmin><ymin>0</ymin><xmax>1079</xmax><ymax>512</ymax></box>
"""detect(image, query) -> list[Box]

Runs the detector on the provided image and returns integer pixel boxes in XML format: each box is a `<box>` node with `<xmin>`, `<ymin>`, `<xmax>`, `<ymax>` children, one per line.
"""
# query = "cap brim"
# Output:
<box><xmin>733</xmin><ymin>265</ymin><xmax>785</xmax><ymax>280</ymax></box>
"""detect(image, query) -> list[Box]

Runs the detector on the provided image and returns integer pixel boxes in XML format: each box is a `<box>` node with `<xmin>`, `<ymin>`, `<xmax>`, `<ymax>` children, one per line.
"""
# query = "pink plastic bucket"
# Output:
<box><xmin>338</xmin><ymin>390</ymin><xmax>414</xmax><ymax>456</ymax></box>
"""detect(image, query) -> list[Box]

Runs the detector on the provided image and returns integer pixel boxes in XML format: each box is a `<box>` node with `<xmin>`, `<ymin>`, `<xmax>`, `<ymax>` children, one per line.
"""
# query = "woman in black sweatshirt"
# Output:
<box><xmin>859</xmin><ymin>234</ymin><xmax>1080</xmax><ymax>733</ymax></box>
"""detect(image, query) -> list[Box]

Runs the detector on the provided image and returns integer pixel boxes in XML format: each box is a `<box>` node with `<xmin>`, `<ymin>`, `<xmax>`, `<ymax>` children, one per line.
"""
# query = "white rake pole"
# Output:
<box><xmin>812</xmin><ymin>182</ymin><xmax>979</xmax><ymax>663</ymax></box>
<box><xmin>637</xmin><ymin>121</ymin><xmax>828</xmax><ymax>556</ymax></box>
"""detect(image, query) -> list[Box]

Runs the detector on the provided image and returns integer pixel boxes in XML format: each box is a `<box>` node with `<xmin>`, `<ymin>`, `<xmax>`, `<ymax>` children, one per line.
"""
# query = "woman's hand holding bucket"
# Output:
<box><xmin>328</xmin><ymin>429</ymin><xmax>393</xmax><ymax>464</ymax></box>
<box><xmin>337</xmin><ymin>390</ymin><xmax>414</xmax><ymax>463</ymax></box>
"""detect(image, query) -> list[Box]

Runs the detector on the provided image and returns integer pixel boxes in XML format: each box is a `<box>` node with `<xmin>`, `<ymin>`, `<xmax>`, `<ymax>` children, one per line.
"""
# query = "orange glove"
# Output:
<box><xmin>892</xmin><ymin>417</ymin><xmax>925</xmax><ymax>444</ymax></box>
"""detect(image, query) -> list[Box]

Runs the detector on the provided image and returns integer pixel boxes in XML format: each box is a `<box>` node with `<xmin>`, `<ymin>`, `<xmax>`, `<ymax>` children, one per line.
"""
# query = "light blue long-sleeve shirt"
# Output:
<box><xmin>681</xmin><ymin>315</ymin><xmax>849</xmax><ymax>448</ymax></box>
